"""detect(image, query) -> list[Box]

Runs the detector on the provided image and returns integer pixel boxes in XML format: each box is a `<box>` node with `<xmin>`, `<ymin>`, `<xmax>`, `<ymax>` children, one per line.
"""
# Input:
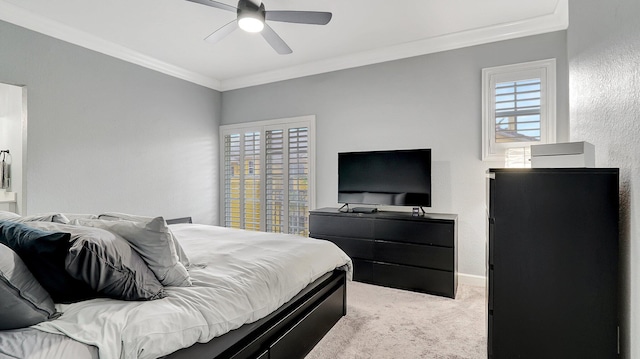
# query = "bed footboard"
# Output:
<box><xmin>166</xmin><ymin>270</ymin><xmax>347</xmax><ymax>359</ymax></box>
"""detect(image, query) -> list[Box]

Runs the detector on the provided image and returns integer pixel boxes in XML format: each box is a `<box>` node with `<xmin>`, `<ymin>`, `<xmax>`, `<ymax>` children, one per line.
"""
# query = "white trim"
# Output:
<box><xmin>0</xmin><ymin>1</ymin><xmax>568</xmax><ymax>91</ymax></box>
<box><xmin>19</xmin><ymin>86</ymin><xmax>28</xmax><ymax>216</ymax></box>
<box><xmin>458</xmin><ymin>273</ymin><xmax>487</xmax><ymax>288</ymax></box>
<box><xmin>482</xmin><ymin>58</ymin><xmax>557</xmax><ymax>161</ymax></box>
<box><xmin>219</xmin><ymin>0</ymin><xmax>568</xmax><ymax>90</ymax></box>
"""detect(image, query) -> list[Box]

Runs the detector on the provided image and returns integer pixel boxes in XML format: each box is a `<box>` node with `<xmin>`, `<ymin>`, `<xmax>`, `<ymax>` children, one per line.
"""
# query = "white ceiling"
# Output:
<box><xmin>0</xmin><ymin>0</ymin><xmax>568</xmax><ymax>91</ymax></box>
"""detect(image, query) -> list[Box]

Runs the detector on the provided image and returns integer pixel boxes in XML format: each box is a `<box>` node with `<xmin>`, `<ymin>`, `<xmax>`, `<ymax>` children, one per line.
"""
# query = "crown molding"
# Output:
<box><xmin>220</xmin><ymin>0</ymin><xmax>568</xmax><ymax>90</ymax></box>
<box><xmin>0</xmin><ymin>2</ymin><xmax>221</xmax><ymax>90</ymax></box>
<box><xmin>1</xmin><ymin>0</ymin><xmax>567</xmax><ymax>92</ymax></box>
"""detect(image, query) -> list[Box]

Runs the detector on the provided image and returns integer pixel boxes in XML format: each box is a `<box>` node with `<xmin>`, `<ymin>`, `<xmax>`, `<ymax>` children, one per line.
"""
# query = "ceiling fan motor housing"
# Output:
<box><xmin>237</xmin><ymin>0</ymin><xmax>266</xmax><ymax>23</ymax></box>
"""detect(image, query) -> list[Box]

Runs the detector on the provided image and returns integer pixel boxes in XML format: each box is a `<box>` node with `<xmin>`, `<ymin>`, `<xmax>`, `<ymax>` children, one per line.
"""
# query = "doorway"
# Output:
<box><xmin>0</xmin><ymin>82</ymin><xmax>27</xmax><ymax>214</ymax></box>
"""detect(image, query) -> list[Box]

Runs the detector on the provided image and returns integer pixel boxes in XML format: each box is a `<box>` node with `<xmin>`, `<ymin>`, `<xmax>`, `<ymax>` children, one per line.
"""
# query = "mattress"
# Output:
<box><xmin>1</xmin><ymin>224</ymin><xmax>351</xmax><ymax>359</ymax></box>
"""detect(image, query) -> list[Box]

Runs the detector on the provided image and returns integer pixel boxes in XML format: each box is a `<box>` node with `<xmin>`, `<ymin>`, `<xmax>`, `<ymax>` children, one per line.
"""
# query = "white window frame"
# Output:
<box><xmin>219</xmin><ymin>115</ymin><xmax>316</xmax><ymax>233</ymax></box>
<box><xmin>482</xmin><ymin>59</ymin><xmax>557</xmax><ymax>161</ymax></box>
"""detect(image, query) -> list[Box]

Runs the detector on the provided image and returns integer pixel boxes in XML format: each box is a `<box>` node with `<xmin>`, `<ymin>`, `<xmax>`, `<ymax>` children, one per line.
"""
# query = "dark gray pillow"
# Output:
<box><xmin>0</xmin><ymin>243</ymin><xmax>58</xmax><ymax>330</ymax></box>
<box><xmin>0</xmin><ymin>220</ymin><xmax>95</xmax><ymax>304</ymax></box>
<box><xmin>27</xmin><ymin>222</ymin><xmax>165</xmax><ymax>301</ymax></box>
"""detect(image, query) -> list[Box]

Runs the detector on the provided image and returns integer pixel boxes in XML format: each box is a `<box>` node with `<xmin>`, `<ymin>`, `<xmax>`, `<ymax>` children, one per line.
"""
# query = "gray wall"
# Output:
<box><xmin>567</xmin><ymin>1</ymin><xmax>640</xmax><ymax>357</ymax></box>
<box><xmin>0</xmin><ymin>20</ymin><xmax>221</xmax><ymax>224</ymax></box>
<box><xmin>222</xmin><ymin>31</ymin><xmax>569</xmax><ymax>278</ymax></box>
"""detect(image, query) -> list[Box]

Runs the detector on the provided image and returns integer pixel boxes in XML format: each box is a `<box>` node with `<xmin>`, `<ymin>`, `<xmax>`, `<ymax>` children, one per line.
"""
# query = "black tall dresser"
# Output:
<box><xmin>487</xmin><ymin>168</ymin><xmax>619</xmax><ymax>359</ymax></box>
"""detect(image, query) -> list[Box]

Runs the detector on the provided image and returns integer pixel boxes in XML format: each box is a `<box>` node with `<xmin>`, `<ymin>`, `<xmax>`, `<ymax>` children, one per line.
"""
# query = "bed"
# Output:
<box><xmin>0</xmin><ymin>213</ymin><xmax>352</xmax><ymax>359</ymax></box>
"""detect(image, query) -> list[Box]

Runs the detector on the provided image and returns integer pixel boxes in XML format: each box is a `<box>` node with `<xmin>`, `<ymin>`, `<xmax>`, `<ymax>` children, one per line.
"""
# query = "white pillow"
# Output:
<box><xmin>0</xmin><ymin>211</ymin><xmax>21</xmax><ymax>221</ymax></box>
<box><xmin>60</xmin><ymin>213</ymin><xmax>99</xmax><ymax>221</ymax></box>
<box><xmin>24</xmin><ymin>213</ymin><xmax>70</xmax><ymax>224</ymax></box>
<box><xmin>0</xmin><ymin>212</ymin><xmax>69</xmax><ymax>224</ymax></box>
<box><xmin>72</xmin><ymin>217</ymin><xmax>192</xmax><ymax>287</ymax></box>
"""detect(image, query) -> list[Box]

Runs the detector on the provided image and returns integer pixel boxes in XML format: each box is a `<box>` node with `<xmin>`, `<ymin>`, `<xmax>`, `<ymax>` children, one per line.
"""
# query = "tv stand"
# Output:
<box><xmin>309</xmin><ymin>208</ymin><xmax>458</xmax><ymax>298</ymax></box>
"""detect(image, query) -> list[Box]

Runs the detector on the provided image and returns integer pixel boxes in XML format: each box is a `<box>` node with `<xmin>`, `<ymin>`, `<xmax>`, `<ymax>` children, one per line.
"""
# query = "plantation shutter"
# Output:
<box><xmin>221</xmin><ymin>116</ymin><xmax>315</xmax><ymax>235</ymax></box>
<box><xmin>223</xmin><ymin>133</ymin><xmax>241</xmax><ymax>228</ymax></box>
<box><xmin>243</xmin><ymin>132</ymin><xmax>261</xmax><ymax>231</ymax></box>
<box><xmin>265</xmin><ymin>129</ymin><xmax>285</xmax><ymax>233</ymax></box>
<box><xmin>494</xmin><ymin>79</ymin><xmax>542</xmax><ymax>143</ymax></box>
<box><xmin>287</xmin><ymin>127</ymin><xmax>309</xmax><ymax>236</ymax></box>
<box><xmin>265</xmin><ymin>125</ymin><xmax>310</xmax><ymax>236</ymax></box>
<box><xmin>481</xmin><ymin>59</ymin><xmax>556</xmax><ymax>161</ymax></box>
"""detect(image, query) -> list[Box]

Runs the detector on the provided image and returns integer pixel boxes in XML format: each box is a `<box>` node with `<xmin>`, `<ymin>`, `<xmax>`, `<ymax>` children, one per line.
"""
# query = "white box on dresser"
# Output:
<box><xmin>530</xmin><ymin>141</ymin><xmax>595</xmax><ymax>168</ymax></box>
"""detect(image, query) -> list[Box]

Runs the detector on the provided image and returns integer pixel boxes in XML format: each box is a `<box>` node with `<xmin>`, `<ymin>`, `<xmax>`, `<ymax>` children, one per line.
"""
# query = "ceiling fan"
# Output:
<box><xmin>186</xmin><ymin>0</ymin><xmax>333</xmax><ymax>54</ymax></box>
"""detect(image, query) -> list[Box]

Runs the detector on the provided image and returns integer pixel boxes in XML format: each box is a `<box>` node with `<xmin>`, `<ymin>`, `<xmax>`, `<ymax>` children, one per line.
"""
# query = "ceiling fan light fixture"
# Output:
<box><xmin>190</xmin><ymin>0</ymin><xmax>332</xmax><ymax>54</ymax></box>
<box><xmin>238</xmin><ymin>15</ymin><xmax>264</xmax><ymax>33</ymax></box>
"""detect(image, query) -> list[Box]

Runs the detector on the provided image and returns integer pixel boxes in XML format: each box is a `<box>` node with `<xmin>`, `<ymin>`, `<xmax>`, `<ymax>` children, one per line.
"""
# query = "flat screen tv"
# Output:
<box><xmin>338</xmin><ymin>148</ymin><xmax>431</xmax><ymax>207</ymax></box>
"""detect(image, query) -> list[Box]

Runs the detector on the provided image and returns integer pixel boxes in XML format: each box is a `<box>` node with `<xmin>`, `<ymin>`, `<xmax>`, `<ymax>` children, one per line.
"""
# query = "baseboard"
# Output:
<box><xmin>458</xmin><ymin>273</ymin><xmax>486</xmax><ymax>287</ymax></box>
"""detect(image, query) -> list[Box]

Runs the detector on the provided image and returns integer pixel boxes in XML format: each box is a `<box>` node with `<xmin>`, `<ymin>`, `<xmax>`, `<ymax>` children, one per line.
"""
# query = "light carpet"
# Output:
<box><xmin>306</xmin><ymin>281</ymin><xmax>487</xmax><ymax>359</ymax></box>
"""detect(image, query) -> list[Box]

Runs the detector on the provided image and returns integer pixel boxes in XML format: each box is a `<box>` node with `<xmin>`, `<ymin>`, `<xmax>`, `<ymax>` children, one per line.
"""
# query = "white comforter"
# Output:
<box><xmin>33</xmin><ymin>225</ymin><xmax>352</xmax><ymax>359</ymax></box>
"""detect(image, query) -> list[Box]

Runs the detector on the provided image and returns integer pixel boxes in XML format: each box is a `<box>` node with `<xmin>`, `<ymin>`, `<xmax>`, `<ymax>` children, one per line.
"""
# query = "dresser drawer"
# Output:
<box><xmin>313</xmin><ymin>235</ymin><xmax>373</xmax><ymax>260</ymax></box>
<box><xmin>309</xmin><ymin>214</ymin><xmax>374</xmax><ymax>239</ymax></box>
<box><xmin>352</xmin><ymin>259</ymin><xmax>374</xmax><ymax>283</ymax></box>
<box><xmin>374</xmin><ymin>218</ymin><xmax>454</xmax><ymax>247</ymax></box>
<box><xmin>375</xmin><ymin>241</ymin><xmax>454</xmax><ymax>271</ymax></box>
<box><xmin>373</xmin><ymin>262</ymin><xmax>455</xmax><ymax>298</ymax></box>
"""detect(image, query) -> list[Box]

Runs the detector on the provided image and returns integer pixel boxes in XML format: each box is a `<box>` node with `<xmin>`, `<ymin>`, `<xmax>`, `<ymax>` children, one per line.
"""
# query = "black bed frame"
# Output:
<box><xmin>165</xmin><ymin>270</ymin><xmax>347</xmax><ymax>359</ymax></box>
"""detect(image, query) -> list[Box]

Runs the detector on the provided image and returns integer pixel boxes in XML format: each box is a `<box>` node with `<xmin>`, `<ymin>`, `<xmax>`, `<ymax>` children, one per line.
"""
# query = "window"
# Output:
<box><xmin>220</xmin><ymin>116</ymin><xmax>315</xmax><ymax>236</ymax></box>
<box><xmin>482</xmin><ymin>59</ymin><xmax>556</xmax><ymax>161</ymax></box>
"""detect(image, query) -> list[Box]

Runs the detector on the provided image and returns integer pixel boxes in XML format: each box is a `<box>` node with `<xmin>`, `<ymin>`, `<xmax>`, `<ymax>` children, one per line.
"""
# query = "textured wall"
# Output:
<box><xmin>222</xmin><ymin>31</ymin><xmax>569</xmax><ymax>279</ymax></box>
<box><xmin>567</xmin><ymin>1</ymin><xmax>640</xmax><ymax>357</ymax></box>
<box><xmin>0</xmin><ymin>20</ymin><xmax>221</xmax><ymax>224</ymax></box>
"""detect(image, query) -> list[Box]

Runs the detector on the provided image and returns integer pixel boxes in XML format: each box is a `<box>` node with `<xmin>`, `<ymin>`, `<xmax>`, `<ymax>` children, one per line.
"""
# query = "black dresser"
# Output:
<box><xmin>309</xmin><ymin>208</ymin><xmax>457</xmax><ymax>298</ymax></box>
<box><xmin>487</xmin><ymin>168</ymin><xmax>619</xmax><ymax>359</ymax></box>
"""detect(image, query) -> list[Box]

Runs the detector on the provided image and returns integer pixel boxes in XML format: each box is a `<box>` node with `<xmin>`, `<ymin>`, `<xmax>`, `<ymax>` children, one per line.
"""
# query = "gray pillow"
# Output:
<box><xmin>99</xmin><ymin>212</ymin><xmax>191</xmax><ymax>268</ymax></box>
<box><xmin>75</xmin><ymin>216</ymin><xmax>192</xmax><ymax>287</ymax></box>
<box><xmin>25</xmin><ymin>222</ymin><xmax>165</xmax><ymax>301</ymax></box>
<box><xmin>0</xmin><ymin>243</ymin><xmax>58</xmax><ymax>330</ymax></box>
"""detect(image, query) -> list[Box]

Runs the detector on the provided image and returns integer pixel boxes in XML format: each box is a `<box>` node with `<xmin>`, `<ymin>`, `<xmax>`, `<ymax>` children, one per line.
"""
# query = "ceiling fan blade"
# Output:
<box><xmin>261</xmin><ymin>24</ymin><xmax>292</xmax><ymax>55</ymax></box>
<box><xmin>265</xmin><ymin>10</ymin><xmax>332</xmax><ymax>25</ymax></box>
<box><xmin>185</xmin><ymin>0</ymin><xmax>237</xmax><ymax>13</ymax></box>
<box><xmin>204</xmin><ymin>20</ymin><xmax>238</xmax><ymax>44</ymax></box>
